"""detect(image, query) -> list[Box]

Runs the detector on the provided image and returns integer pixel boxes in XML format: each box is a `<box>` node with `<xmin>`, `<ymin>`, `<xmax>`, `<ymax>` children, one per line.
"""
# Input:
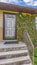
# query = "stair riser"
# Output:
<box><xmin>0</xmin><ymin>47</ymin><xmax>27</xmax><ymax>52</ymax></box>
<box><xmin>0</xmin><ymin>53</ymin><xmax>28</xmax><ymax>59</ymax></box>
<box><xmin>0</xmin><ymin>60</ymin><xmax>30</xmax><ymax>65</ymax></box>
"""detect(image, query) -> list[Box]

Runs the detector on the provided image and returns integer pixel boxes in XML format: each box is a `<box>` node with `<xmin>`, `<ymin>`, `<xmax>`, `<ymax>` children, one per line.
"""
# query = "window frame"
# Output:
<box><xmin>3</xmin><ymin>12</ymin><xmax>17</xmax><ymax>40</ymax></box>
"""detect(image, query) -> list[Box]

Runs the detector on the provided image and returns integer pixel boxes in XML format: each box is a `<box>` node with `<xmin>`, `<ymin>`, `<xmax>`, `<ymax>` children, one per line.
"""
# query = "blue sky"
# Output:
<box><xmin>0</xmin><ymin>0</ymin><xmax>37</xmax><ymax>8</ymax></box>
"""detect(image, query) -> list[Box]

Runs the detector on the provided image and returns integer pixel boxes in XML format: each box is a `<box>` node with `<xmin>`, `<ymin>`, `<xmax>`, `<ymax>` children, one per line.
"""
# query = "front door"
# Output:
<box><xmin>3</xmin><ymin>13</ymin><xmax>16</xmax><ymax>40</ymax></box>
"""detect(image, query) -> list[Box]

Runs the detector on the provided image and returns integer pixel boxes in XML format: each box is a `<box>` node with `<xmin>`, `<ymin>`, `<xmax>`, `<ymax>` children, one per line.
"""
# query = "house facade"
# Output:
<box><xmin>0</xmin><ymin>2</ymin><xmax>37</xmax><ymax>45</ymax></box>
<box><xmin>0</xmin><ymin>2</ymin><xmax>35</xmax><ymax>65</ymax></box>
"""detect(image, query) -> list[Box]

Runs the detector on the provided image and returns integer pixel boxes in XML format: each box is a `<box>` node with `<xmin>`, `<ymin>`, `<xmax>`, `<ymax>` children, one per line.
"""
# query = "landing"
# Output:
<box><xmin>0</xmin><ymin>41</ymin><xmax>26</xmax><ymax>48</ymax></box>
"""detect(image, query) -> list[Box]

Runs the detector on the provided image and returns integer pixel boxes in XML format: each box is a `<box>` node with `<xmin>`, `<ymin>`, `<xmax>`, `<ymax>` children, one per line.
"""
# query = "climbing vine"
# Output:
<box><xmin>17</xmin><ymin>13</ymin><xmax>37</xmax><ymax>46</ymax></box>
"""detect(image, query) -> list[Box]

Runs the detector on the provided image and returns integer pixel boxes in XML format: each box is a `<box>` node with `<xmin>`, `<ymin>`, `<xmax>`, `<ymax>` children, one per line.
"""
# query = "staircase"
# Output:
<box><xmin>0</xmin><ymin>42</ymin><xmax>32</xmax><ymax>65</ymax></box>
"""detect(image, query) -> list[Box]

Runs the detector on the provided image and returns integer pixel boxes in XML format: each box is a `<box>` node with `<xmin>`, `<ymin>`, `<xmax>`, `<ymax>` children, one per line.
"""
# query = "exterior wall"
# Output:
<box><xmin>0</xmin><ymin>12</ymin><xmax>3</xmax><ymax>41</ymax></box>
<box><xmin>17</xmin><ymin>13</ymin><xmax>37</xmax><ymax>46</ymax></box>
<box><xmin>0</xmin><ymin>10</ymin><xmax>18</xmax><ymax>41</ymax></box>
<box><xmin>0</xmin><ymin>10</ymin><xmax>37</xmax><ymax>46</ymax></box>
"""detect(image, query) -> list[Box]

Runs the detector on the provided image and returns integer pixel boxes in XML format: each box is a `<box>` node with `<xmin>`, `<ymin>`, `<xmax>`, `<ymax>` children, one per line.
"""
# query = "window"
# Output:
<box><xmin>35</xmin><ymin>17</ymin><xmax>37</xmax><ymax>30</ymax></box>
<box><xmin>4</xmin><ymin>13</ymin><xmax>16</xmax><ymax>40</ymax></box>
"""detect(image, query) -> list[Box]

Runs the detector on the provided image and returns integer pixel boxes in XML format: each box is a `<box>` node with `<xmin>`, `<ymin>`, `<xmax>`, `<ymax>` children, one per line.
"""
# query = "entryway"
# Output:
<box><xmin>3</xmin><ymin>13</ymin><xmax>16</xmax><ymax>40</ymax></box>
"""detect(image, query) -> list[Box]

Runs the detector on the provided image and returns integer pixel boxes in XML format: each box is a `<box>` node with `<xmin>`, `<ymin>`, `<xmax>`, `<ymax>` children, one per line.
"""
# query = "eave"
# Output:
<box><xmin>0</xmin><ymin>2</ymin><xmax>37</xmax><ymax>14</ymax></box>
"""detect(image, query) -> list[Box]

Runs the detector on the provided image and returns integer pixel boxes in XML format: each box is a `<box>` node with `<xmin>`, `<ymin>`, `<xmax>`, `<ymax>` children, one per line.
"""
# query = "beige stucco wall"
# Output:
<box><xmin>0</xmin><ymin>12</ymin><xmax>3</xmax><ymax>41</ymax></box>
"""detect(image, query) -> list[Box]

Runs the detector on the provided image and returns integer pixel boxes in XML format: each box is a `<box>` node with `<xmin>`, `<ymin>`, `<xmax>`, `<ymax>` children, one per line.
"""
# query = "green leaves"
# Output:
<box><xmin>17</xmin><ymin>13</ymin><xmax>37</xmax><ymax>46</ymax></box>
<box><xmin>34</xmin><ymin>48</ymin><xmax>37</xmax><ymax>65</ymax></box>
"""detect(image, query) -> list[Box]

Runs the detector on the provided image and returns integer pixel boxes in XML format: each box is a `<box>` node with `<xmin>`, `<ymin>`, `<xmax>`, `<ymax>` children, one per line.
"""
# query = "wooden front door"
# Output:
<box><xmin>3</xmin><ymin>13</ymin><xmax>16</xmax><ymax>40</ymax></box>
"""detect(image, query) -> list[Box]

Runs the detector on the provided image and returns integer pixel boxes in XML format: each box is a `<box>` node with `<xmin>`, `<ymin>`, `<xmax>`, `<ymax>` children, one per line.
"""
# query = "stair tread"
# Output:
<box><xmin>0</xmin><ymin>56</ymin><xmax>30</xmax><ymax>64</ymax></box>
<box><xmin>0</xmin><ymin>42</ymin><xmax>26</xmax><ymax>48</ymax></box>
<box><xmin>22</xmin><ymin>63</ymin><xmax>32</xmax><ymax>65</ymax></box>
<box><xmin>0</xmin><ymin>50</ymin><xmax>28</xmax><ymax>56</ymax></box>
<box><xmin>4</xmin><ymin>40</ymin><xmax>18</xmax><ymax>42</ymax></box>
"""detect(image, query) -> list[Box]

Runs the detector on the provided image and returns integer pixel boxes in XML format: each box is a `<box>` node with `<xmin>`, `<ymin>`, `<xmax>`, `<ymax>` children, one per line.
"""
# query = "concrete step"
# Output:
<box><xmin>0</xmin><ymin>50</ymin><xmax>28</xmax><ymax>59</ymax></box>
<box><xmin>0</xmin><ymin>42</ymin><xmax>27</xmax><ymax>52</ymax></box>
<box><xmin>0</xmin><ymin>56</ymin><xmax>30</xmax><ymax>65</ymax></box>
<box><xmin>4</xmin><ymin>40</ymin><xmax>18</xmax><ymax>44</ymax></box>
<box><xmin>22</xmin><ymin>63</ymin><xmax>32</xmax><ymax>65</ymax></box>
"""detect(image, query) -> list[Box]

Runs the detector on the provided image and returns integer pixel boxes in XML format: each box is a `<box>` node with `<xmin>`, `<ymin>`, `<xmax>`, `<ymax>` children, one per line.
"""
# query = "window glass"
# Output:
<box><xmin>5</xmin><ymin>14</ymin><xmax>16</xmax><ymax>39</ymax></box>
<box><xmin>35</xmin><ymin>17</ymin><xmax>37</xmax><ymax>30</ymax></box>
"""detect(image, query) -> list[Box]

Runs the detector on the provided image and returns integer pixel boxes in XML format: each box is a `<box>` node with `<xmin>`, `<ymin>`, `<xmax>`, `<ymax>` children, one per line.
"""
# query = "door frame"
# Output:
<box><xmin>3</xmin><ymin>12</ymin><xmax>17</xmax><ymax>40</ymax></box>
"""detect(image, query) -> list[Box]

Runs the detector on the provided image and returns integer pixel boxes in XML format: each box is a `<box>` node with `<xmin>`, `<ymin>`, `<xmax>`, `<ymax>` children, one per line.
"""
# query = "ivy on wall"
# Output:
<box><xmin>17</xmin><ymin>13</ymin><xmax>37</xmax><ymax>46</ymax></box>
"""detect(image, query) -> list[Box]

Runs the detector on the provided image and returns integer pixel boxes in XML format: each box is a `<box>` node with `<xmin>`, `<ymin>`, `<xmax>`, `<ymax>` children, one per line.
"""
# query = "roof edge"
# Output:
<box><xmin>0</xmin><ymin>2</ymin><xmax>37</xmax><ymax>14</ymax></box>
